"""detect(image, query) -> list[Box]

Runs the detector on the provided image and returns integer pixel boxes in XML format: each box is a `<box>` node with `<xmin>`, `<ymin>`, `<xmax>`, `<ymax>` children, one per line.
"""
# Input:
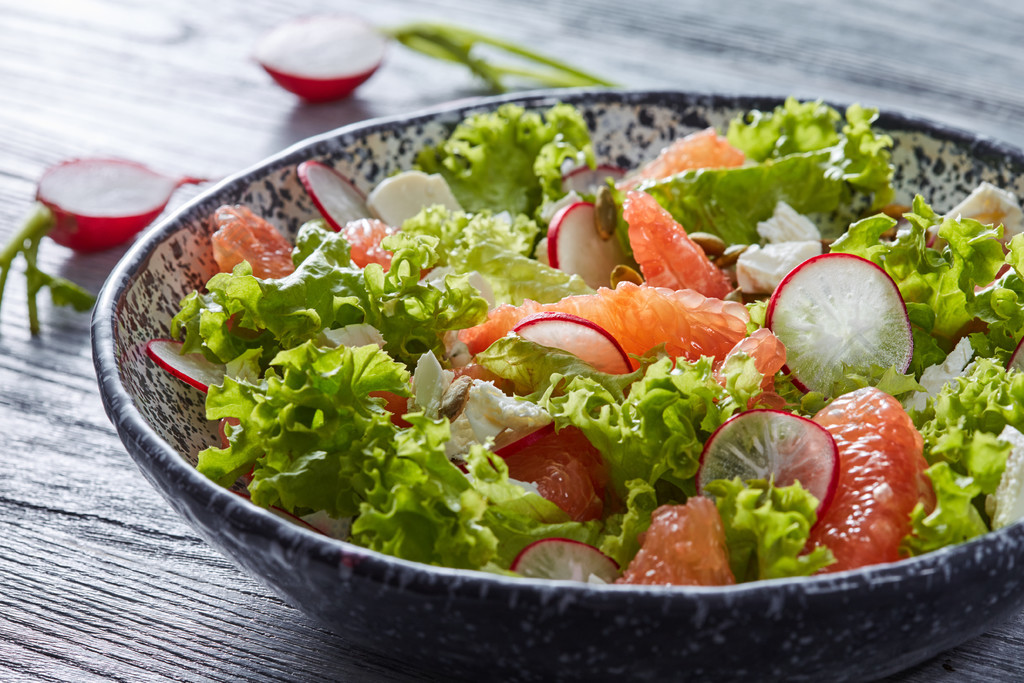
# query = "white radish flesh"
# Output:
<box><xmin>297</xmin><ymin>161</ymin><xmax>370</xmax><ymax>230</ymax></box>
<box><xmin>146</xmin><ymin>339</ymin><xmax>225</xmax><ymax>393</ymax></box>
<box><xmin>561</xmin><ymin>164</ymin><xmax>625</xmax><ymax>194</ymax></box>
<box><xmin>766</xmin><ymin>253</ymin><xmax>913</xmax><ymax>396</ymax></box>
<box><xmin>547</xmin><ymin>201</ymin><xmax>628</xmax><ymax>290</ymax></box>
<box><xmin>513</xmin><ymin>311</ymin><xmax>632</xmax><ymax>374</ymax></box>
<box><xmin>255</xmin><ymin>15</ymin><xmax>387</xmax><ymax>102</ymax></box>
<box><xmin>697</xmin><ymin>409</ymin><xmax>839</xmax><ymax>516</ymax></box>
<box><xmin>510</xmin><ymin>538</ymin><xmax>619</xmax><ymax>582</ymax></box>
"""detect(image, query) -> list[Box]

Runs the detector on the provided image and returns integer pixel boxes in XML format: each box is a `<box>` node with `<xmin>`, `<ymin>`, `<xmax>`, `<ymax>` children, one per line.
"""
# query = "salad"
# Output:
<box><xmin>150</xmin><ymin>97</ymin><xmax>1024</xmax><ymax>586</ymax></box>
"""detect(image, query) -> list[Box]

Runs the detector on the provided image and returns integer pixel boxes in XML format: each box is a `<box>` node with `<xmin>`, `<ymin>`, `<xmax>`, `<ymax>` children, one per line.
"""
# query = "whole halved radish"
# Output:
<box><xmin>146</xmin><ymin>339</ymin><xmax>226</xmax><ymax>392</ymax></box>
<box><xmin>37</xmin><ymin>158</ymin><xmax>203</xmax><ymax>252</ymax></box>
<box><xmin>697</xmin><ymin>409</ymin><xmax>839</xmax><ymax>516</ymax></box>
<box><xmin>561</xmin><ymin>164</ymin><xmax>626</xmax><ymax>194</ymax></box>
<box><xmin>510</xmin><ymin>538</ymin><xmax>619</xmax><ymax>583</ymax></box>
<box><xmin>547</xmin><ymin>201</ymin><xmax>628</xmax><ymax>290</ymax></box>
<box><xmin>254</xmin><ymin>15</ymin><xmax>387</xmax><ymax>102</ymax></box>
<box><xmin>766</xmin><ymin>253</ymin><xmax>913</xmax><ymax>396</ymax></box>
<box><xmin>513</xmin><ymin>311</ymin><xmax>632</xmax><ymax>374</ymax></box>
<box><xmin>297</xmin><ymin>160</ymin><xmax>370</xmax><ymax>229</ymax></box>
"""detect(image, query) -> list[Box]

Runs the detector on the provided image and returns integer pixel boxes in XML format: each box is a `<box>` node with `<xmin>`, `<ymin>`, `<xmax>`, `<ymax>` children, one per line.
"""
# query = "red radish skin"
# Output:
<box><xmin>510</xmin><ymin>538</ymin><xmax>619</xmax><ymax>582</ymax></box>
<box><xmin>1010</xmin><ymin>337</ymin><xmax>1024</xmax><ymax>373</ymax></box>
<box><xmin>513</xmin><ymin>311</ymin><xmax>632</xmax><ymax>374</ymax></box>
<box><xmin>297</xmin><ymin>161</ymin><xmax>371</xmax><ymax>229</ymax></box>
<box><xmin>146</xmin><ymin>339</ymin><xmax>226</xmax><ymax>393</ymax></box>
<box><xmin>37</xmin><ymin>158</ymin><xmax>203</xmax><ymax>252</ymax></box>
<box><xmin>255</xmin><ymin>15</ymin><xmax>387</xmax><ymax>102</ymax></box>
<box><xmin>546</xmin><ymin>201</ymin><xmax>628</xmax><ymax>290</ymax></box>
<box><xmin>494</xmin><ymin>423</ymin><xmax>556</xmax><ymax>458</ymax></box>
<box><xmin>765</xmin><ymin>253</ymin><xmax>913</xmax><ymax>395</ymax></box>
<box><xmin>561</xmin><ymin>164</ymin><xmax>626</xmax><ymax>194</ymax></box>
<box><xmin>697</xmin><ymin>409</ymin><xmax>840</xmax><ymax>518</ymax></box>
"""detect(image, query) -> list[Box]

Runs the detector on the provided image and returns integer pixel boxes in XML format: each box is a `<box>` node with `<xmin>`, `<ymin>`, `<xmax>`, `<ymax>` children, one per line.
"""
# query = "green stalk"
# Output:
<box><xmin>384</xmin><ymin>23</ymin><xmax>616</xmax><ymax>93</ymax></box>
<box><xmin>0</xmin><ymin>202</ymin><xmax>95</xmax><ymax>335</ymax></box>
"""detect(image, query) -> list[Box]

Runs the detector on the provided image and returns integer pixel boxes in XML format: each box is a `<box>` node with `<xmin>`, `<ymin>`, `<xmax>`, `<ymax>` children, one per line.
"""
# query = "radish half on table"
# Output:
<box><xmin>255</xmin><ymin>15</ymin><xmax>387</xmax><ymax>102</ymax></box>
<box><xmin>766</xmin><ymin>253</ymin><xmax>913</xmax><ymax>395</ymax></box>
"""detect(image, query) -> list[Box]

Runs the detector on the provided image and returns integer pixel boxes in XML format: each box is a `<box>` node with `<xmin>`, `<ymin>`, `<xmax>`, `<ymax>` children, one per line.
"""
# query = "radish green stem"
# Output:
<box><xmin>384</xmin><ymin>23</ymin><xmax>616</xmax><ymax>92</ymax></box>
<box><xmin>0</xmin><ymin>202</ymin><xmax>95</xmax><ymax>335</ymax></box>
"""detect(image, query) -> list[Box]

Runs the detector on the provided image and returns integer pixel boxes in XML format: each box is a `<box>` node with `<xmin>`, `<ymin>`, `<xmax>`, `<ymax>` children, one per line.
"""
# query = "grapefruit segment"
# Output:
<box><xmin>458</xmin><ymin>282</ymin><xmax>750</xmax><ymax>369</ymax></box>
<box><xmin>624</xmin><ymin>190</ymin><xmax>733</xmax><ymax>298</ymax></box>
<box><xmin>617</xmin><ymin>128</ymin><xmax>746</xmax><ymax>191</ymax></box>
<box><xmin>616</xmin><ymin>497</ymin><xmax>736</xmax><ymax>586</ymax></box>
<box><xmin>338</xmin><ymin>218</ymin><xmax>397</xmax><ymax>269</ymax></box>
<box><xmin>211</xmin><ymin>204</ymin><xmax>295</xmax><ymax>279</ymax></box>
<box><xmin>808</xmin><ymin>387</ymin><xmax>933</xmax><ymax>572</ymax></box>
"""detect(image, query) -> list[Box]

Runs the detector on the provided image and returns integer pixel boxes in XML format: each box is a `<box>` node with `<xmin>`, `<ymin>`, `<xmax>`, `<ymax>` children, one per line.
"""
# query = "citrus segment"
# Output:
<box><xmin>624</xmin><ymin>190</ymin><xmax>733</xmax><ymax>298</ymax></box>
<box><xmin>808</xmin><ymin>387</ymin><xmax>933</xmax><ymax>572</ymax></box>
<box><xmin>457</xmin><ymin>282</ymin><xmax>749</xmax><ymax>368</ymax></box>
<box><xmin>339</xmin><ymin>217</ymin><xmax>396</xmax><ymax>269</ymax></box>
<box><xmin>716</xmin><ymin>328</ymin><xmax>787</xmax><ymax>397</ymax></box>
<box><xmin>617</xmin><ymin>128</ymin><xmax>746</xmax><ymax>191</ymax></box>
<box><xmin>211</xmin><ymin>204</ymin><xmax>295</xmax><ymax>279</ymax></box>
<box><xmin>500</xmin><ymin>425</ymin><xmax>608</xmax><ymax>522</ymax></box>
<box><xmin>616</xmin><ymin>497</ymin><xmax>736</xmax><ymax>586</ymax></box>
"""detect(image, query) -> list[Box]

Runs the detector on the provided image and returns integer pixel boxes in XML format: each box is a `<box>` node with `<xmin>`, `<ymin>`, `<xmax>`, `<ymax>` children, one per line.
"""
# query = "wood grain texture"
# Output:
<box><xmin>1</xmin><ymin>0</ymin><xmax>1023</xmax><ymax>681</ymax></box>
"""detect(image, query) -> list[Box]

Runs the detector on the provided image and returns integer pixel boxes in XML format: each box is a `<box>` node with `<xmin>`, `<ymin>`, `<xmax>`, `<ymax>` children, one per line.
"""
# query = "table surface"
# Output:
<box><xmin>2</xmin><ymin>1</ymin><xmax>1024</xmax><ymax>681</ymax></box>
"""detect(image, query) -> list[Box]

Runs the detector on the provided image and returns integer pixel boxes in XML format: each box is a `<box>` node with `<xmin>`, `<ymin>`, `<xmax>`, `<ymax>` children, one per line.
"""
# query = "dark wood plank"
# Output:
<box><xmin>2</xmin><ymin>0</ymin><xmax>1024</xmax><ymax>680</ymax></box>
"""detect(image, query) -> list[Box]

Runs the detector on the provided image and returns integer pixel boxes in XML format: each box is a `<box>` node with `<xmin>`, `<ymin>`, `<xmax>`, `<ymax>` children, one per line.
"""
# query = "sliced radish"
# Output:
<box><xmin>561</xmin><ymin>164</ymin><xmax>626</xmax><ymax>194</ymax></box>
<box><xmin>765</xmin><ymin>253</ymin><xmax>913</xmax><ymax>396</ymax></box>
<box><xmin>254</xmin><ymin>15</ymin><xmax>387</xmax><ymax>102</ymax></box>
<box><xmin>547</xmin><ymin>201</ymin><xmax>628</xmax><ymax>290</ymax></box>
<box><xmin>146</xmin><ymin>339</ymin><xmax>226</xmax><ymax>393</ymax></box>
<box><xmin>1010</xmin><ymin>337</ymin><xmax>1024</xmax><ymax>373</ymax></box>
<box><xmin>37</xmin><ymin>158</ymin><xmax>203</xmax><ymax>252</ymax></box>
<box><xmin>297</xmin><ymin>161</ymin><xmax>370</xmax><ymax>230</ymax></box>
<box><xmin>493</xmin><ymin>423</ymin><xmax>556</xmax><ymax>458</ymax></box>
<box><xmin>512</xmin><ymin>311</ymin><xmax>632</xmax><ymax>374</ymax></box>
<box><xmin>510</xmin><ymin>538</ymin><xmax>619</xmax><ymax>583</ymax></box>
<box><xmin>696</xmin><ymin>409</ymin><xmax>839</xmax><ymax>516</ymax></box>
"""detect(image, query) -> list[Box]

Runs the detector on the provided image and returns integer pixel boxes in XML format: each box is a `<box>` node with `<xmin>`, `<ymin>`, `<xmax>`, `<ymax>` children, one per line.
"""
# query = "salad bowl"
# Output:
<box><xmin>93</xmin><ymin>89</ymin><xmax>1024</xmax><ymax>682</ymax></box>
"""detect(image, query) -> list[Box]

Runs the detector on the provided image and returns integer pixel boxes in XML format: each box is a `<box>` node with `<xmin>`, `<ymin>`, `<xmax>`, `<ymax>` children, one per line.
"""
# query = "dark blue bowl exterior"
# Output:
<box><xmin>93</xmin><ymin>89</ymin><xmax>1024</xmax><ymax>682</ymax></box>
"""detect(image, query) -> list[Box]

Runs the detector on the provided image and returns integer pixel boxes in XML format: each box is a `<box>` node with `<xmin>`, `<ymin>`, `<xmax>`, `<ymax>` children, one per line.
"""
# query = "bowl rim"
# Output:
<box><xmin>92</xmin><ymin>87</ymin><xmax>1024</xmax><ymax>606</ymax></box>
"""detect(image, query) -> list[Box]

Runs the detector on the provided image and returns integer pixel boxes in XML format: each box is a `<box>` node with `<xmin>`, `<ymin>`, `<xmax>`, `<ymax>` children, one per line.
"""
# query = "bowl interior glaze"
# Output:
<box><xmin>93</xmin><ymin>89</ymin><xmax>1024</xmax><ymax>683</ymax></box>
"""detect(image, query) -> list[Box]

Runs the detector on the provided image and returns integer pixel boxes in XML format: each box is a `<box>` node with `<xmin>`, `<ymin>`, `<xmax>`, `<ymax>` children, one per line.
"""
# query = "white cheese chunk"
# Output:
<box><xmin>903</xmin><ymin>336</ymin><xmax>974</xmax><ymax>412</ymax></box>
<box><xmin>990</xmin><ymin>425</ymin><xmax>1024</xmax><ymax>529</ymax></box>
<box><xmin>447</xmin><ymin>382</ymin><xmax>552</xmax><ymax>458</ymax></box>
<box><xmin>317</xmin><ymin>323</ymin><xmax>385</xmax><ymax>349</ymax></box>
<box><xmin>366</xmin><ymin>170</ymin><xmax>463</xmax><ymax>227</ymax></box>
<box><xmin>736</xmin><ymin>240</ymin><xmax>822</xmax><ymax>294</ymax></box>
<box><xmin>756</xmin><ymin>201</ymin><xmax>821</xmax><ymax>243</ymax></box>
<box><xmin>947</xmin><ymin>182</ymin><xmax>1024</xmax><ymax>241</ymax></box>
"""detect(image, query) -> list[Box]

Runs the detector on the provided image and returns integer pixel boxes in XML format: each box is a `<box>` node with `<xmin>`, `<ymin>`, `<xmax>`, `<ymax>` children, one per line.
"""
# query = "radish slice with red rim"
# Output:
<box><xmin>547</xmin><ymin>201</ymin><xmax>628</xmax><ymax>290</ymax></box>
<box><xmin>766</xmin><ymin>252</ymin><xmax>913</xmax><ymax>396</ymax></box>
<box><xmin>512</xmin><ymin>311</ymin><xmax>632</xmax><ymax>374</ymax></box>
<box><xmin>1010</xmin><ymin>337</ymin><xmax>1024</xmax><ymax>373</ymax></box>
<box><xmin>510</xmin><ymin>538</ymin><xmax>619</xmax><ymax>582</ymax></box>
<box><xmin>561</xmin><ymin>164</ymin><xmax>626</xmax><ymax>194</ymax></box>
<box><xmin>493</xmin><ymin>423</ymin><xmax>556</xmax><ymax>458</ymax></box>
<box><xmin>146</xmin><ymin>339</ymin><xmax>225</xmax><ymax>393</ymax></box>
<box><xmin>254</xmin><ymin>15</ymin><xmax>387</xmax><ymax>102</ymax></box>
<box><xmin>696</xmin><ymin>409</ymin><xmax>839</xmax><ymax>517</ymax></box>
<box><xmin>37</xmin><ymin>158</ymin><xmax>203</xmax><ymax>252</ymax></box>
<box><xmin>297</xmin><ymin>160</ymin><xmax>370</xmax><ymax>230</ymax></box>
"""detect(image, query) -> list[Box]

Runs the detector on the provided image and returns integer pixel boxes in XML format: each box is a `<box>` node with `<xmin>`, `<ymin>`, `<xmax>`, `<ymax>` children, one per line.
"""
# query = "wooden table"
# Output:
<box><xmin>2</xmin><ymin>1</ymin><xmax>1023</xmax><ymax>680</ymax></box>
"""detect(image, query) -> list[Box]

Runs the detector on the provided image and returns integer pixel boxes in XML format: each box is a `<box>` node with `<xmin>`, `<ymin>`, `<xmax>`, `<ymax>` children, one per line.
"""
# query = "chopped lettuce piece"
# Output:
<box><xmin>702</xmin><ymin>478</ymin><xmax>834</xmax><ymax>581</ymax></box>
<box><xmin>414</xmin><ymin>102</ymin><xmax>594</xmax><ymax>219</ymax></box>
<box><xmin>902</xmin><ymin>462</ymin><xmax>988</xmax><ymax>557</ymax></box>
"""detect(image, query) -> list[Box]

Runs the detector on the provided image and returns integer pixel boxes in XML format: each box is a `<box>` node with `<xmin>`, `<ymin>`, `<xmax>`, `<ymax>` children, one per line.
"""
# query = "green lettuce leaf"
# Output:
<box><xmin>702</xmin><ymin>478</ymin><xmax>835</xmax><ymax>581</ymax></box>
<box><xmin>901</xmin><ymin>462</ymin><xmax>988</xmax><ymax>557</ymax></box>
<box><xmin>595</xmin><ymin>478</ymin><xmax>658</xmax><ymax>568</ymax></box>
<box><xmin>402</xmin><ymin>205</ymin><xmax>591</xmax><ymax>305</ymax></box>
<box><xmin>414</xmin><ymin>102</ymin><xmax>594</xmax><ymax>219</ymax></box>
<box><xmin>173</xmin><ymin>222</ymin><xmax>487</xmax><ymax>369</ymax></box>
<box><xmin>625</xmin><ymin>99</ymin><xmax>893</xmax><ymax>246</ymax></box>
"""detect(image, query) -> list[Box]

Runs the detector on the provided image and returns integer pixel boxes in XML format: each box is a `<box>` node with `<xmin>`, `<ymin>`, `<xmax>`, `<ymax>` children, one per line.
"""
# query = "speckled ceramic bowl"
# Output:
<box><xmin>92</xmin><ymin>89</ymin><xmax>1024</xmax><ymax>682</ymax></box>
